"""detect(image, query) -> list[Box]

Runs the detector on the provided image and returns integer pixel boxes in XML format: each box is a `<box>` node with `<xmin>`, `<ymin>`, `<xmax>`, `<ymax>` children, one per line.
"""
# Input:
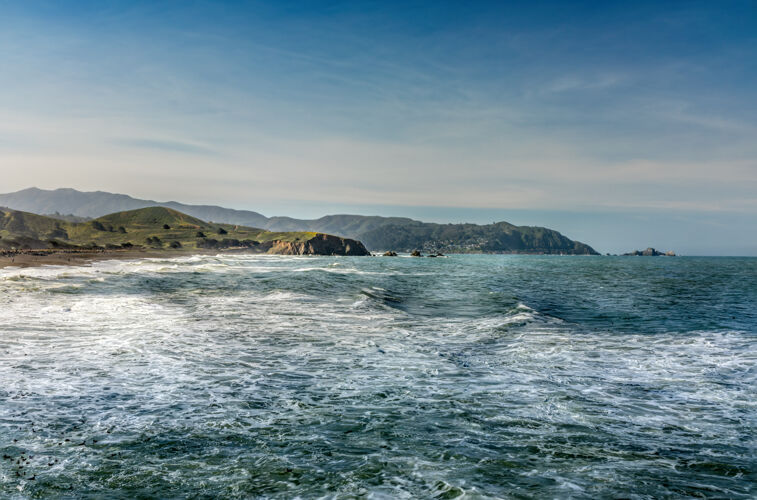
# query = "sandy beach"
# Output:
<box><xmin>0</xmin><ymin>248</ymin><xmax>215</xmax><ymax>269</ymax></box>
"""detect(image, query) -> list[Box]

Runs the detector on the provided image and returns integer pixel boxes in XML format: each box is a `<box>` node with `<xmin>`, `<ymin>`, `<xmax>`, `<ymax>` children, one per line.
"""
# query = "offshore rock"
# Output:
<box><xmin>623</xmin><ymin>247</ymin><xmax>676</xmax><ymax>256</ymax></box>
<box><xmin>410</xmin><ymin>250</ymin><xmax>422</xmax><ymax>257</ymax></box>
<box><xmin>383</xmin><ymin>251</ymin><xmax>398</xmax><ymax>256</ymax></box>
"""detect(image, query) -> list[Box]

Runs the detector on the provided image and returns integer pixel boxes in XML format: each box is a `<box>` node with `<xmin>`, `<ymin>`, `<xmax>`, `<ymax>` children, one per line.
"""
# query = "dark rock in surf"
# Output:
<box><xmin>622</xmin><ymin>247</ymin><xmax>676</xmax><ymax>256</ymax></box>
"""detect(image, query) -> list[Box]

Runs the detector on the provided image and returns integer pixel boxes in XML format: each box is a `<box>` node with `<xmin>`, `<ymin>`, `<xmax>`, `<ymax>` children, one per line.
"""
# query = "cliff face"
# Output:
<box><xmin>264</xmin><ymin>233</ymin><xmax>370</xmax><ymax>256</ymax></box>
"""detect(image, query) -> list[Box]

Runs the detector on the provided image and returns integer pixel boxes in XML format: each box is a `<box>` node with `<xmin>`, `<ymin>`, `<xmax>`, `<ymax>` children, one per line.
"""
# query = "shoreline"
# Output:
<box><xmin>0</xmin><ymin>248</ymin><xmax>230</xmax><ymax>270</ymax></box>
<box><xmin>0</xmin><ymin>246</ymin><xmax>375</xmax><ymax>270</ymax></box>
<box><xmin>3</xmin><ymin>249</ymin><xmax>695</xmax><ymax>270</ymax></box>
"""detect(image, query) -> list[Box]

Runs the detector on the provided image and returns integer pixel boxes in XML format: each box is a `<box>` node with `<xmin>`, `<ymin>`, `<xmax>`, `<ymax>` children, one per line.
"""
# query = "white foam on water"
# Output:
<box><xmin>0</xmin><ymin>254</ymin><xmax>755</xmax><ymax>498</ymax></box>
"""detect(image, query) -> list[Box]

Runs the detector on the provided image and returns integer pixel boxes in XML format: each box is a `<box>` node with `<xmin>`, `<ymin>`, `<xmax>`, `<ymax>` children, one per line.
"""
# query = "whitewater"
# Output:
<box><xmin>1</xmin><ymin>254</ymin><xmax>755</xmax><ymax>498</ymax></box>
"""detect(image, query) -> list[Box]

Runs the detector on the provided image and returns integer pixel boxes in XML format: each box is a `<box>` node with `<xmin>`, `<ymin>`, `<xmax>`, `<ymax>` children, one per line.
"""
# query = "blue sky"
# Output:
<box><xmin>0</xmin><ymin>1</ymin><xmax>756</xmax><ymax>254</ymax></box>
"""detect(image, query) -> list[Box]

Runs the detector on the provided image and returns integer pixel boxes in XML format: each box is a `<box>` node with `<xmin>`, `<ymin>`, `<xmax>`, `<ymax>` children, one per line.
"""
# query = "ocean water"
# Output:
<box><xmin>0</xmin><ymin>254</ymin><xmax>755</xmax><ymax>499</ymax></box>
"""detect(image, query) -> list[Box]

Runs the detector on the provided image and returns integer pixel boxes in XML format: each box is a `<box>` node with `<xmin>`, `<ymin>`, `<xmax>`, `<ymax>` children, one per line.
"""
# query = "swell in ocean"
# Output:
<box><xmin>1</xmin><ymin>255</ymin><xmax>755</xmax><ymax>498</ymax></box>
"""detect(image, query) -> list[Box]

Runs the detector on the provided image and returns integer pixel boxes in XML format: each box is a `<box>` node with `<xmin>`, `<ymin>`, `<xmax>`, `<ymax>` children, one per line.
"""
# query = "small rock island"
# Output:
<box><xmin>623</xmin><ymin>247</ymin><xmax>676</xmax><ymax>256</ymax></box>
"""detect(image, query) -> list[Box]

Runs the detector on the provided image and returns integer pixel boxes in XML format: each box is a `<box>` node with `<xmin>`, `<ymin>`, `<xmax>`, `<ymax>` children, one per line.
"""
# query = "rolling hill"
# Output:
<box><xmin>0</xmin><ymin>206</ymin><xmax>369</xmax><ymax>256</ymax></box>
<box><xmin>0</xmin><ymin>188</ymin><xmax>598</xmax><ymax>254</ymax></box>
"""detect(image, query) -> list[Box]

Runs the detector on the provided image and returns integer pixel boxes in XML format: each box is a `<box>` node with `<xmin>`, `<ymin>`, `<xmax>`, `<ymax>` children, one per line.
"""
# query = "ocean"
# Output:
<box><xmin>1</xmin><ymin>255</ymin><xmax>755</xmax><ymax>498</ymax></box>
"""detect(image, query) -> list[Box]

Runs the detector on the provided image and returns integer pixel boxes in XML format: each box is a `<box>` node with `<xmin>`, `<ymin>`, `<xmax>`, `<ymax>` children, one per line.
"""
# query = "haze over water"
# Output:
<box><xmin>1</xmin><ymin>254</ymin><xmax>755</xmax><ymax>498</ymax></box>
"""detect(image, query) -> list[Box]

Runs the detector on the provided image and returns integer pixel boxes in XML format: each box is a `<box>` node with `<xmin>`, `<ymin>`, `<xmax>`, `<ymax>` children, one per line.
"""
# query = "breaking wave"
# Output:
<box><xmin>1</xmin><ymin>254</ymin><xmax>756</xmax><ymax>498</ymax></box>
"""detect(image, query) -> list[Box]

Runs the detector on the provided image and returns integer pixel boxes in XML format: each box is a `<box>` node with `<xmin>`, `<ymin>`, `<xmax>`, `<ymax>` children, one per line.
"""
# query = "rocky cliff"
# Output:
<box><xmin>264</xmin><ymin>233</ymin><xmax>370</xmax><ymax>256</ymax></box>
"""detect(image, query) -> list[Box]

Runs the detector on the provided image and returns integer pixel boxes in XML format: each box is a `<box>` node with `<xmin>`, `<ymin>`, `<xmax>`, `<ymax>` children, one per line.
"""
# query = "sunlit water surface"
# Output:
<box><xmin>1</xmin><ymin>255</ymin><xmax>755</xmax><ymax>498</ymax></box>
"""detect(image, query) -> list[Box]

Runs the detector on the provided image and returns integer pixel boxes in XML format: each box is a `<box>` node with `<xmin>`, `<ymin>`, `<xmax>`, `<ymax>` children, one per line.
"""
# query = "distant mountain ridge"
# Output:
<box><xmin>0</xmin><ymin>188</ymin><xmax>598</xmax><ymax>254</ymax></box>
<box><xmin>0</xmin><ymin>188</ymin><xmax>270</xmax><ymax>227</ymax></box>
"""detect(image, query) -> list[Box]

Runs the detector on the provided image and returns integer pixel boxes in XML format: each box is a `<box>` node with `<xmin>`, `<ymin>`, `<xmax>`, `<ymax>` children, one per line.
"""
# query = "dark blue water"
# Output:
<box><xmin>1</xmin><ymin>255</ymin><xmax>755</xmax><ymax>498</ymax></box>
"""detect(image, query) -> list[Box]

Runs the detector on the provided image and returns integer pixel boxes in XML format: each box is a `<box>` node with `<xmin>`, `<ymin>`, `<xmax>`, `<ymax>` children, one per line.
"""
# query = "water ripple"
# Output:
<box><xmin>1</xmin><ymin>255</ymin><xmax>755</xmax><ymax>498</ymax></box>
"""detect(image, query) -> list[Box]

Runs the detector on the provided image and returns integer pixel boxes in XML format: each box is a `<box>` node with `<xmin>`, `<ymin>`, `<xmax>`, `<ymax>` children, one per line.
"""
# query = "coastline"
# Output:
<box><xmin>0</xmin><ymin>244</ymin><xmax>379</xmax><ymax>270</ymax></box>
<box><xmin>0</xmin><ymin>248</ymin><xmax>225</xmax><ymax>270</ymax></box>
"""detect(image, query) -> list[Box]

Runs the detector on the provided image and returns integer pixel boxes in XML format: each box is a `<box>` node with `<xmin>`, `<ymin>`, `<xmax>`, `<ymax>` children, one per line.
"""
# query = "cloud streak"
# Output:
<box><xmin>112</xmin><ymin>138</ymin><xmax>221</xmax><ymax>156</ymax></box>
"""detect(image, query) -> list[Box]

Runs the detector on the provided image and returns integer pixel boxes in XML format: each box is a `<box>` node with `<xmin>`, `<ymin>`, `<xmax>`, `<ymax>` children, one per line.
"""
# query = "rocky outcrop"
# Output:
<box><xmin>623</xmin><ymin>247</ymin><xmax>676</xmax><ymax>256</ymax></box>
<box><xmin>383</xmin><ymin>251</ymin><xmax>398</xmax><ymax>256</ymax></box>
<box><xmin>265</xmin><ymin>233</ymin><xmax>370</xmax><ymax>256</ymax></box>
<box><xmin>410</xmin><ymin>250</ymin><xmax>422</xmax><ymax>257</ymax></box>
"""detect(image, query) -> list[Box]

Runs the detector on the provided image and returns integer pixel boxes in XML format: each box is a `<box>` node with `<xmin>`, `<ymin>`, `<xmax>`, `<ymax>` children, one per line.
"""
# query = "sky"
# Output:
<box><xmin>0</xmin><ymin>0</ymin><xmax>756</xmax><ymax>254</ymax></box>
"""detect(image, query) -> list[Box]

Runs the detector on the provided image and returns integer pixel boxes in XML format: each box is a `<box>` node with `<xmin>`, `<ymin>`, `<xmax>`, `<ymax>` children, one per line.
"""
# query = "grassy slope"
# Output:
<box><xmin>0</xmin><ymin>209</ymin><xmax>64</xmax><ymax>238</ymax></box>
<box><xmin>356</xmin><ymin>220</ymin><xmax>598</xmax><ymax>254</ymax></box>
<box><xmin>1</xmin><ymin>205</ymin><xmax>593</xmax><ymax>255</ymax></box>
<box><xmin>1</xmin><ymin>207</ymin><xmax>318</xmax><ymax>250</ymax></box>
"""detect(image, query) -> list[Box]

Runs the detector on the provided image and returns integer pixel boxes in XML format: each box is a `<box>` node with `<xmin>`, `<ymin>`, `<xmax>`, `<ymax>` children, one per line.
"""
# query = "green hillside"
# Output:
<box><xmin>0</xmin><ymin>188</ymin><xmax>599</xmax><ymax>254</ymax></box>
<box><xmin>96</xmin><ymin>206</ymin><xmax>210</xmax><ymax>229</ymax></box>
<box><xmin>0</xmin><ymin>207</ymin><xmax>357</xmax><ymax>254</ymax></box>
<box><xmin>0</xmin><ymin>208</ymin><xmax>68</xmax><ymax>240</ymax></box>
<box><xmin>356</xmin><ymin>220</ymin><xmax>598</xmax><ymax>254</ymax></box>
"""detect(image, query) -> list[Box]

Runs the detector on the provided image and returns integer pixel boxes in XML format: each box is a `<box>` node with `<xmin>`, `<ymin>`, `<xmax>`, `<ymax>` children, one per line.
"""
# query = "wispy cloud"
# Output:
<box><xmin>541</xmin><ymin>73</ymin><xmax>628</xmax><ymax>94</ymax></box>
<box><xmin>1</xmin><ymin>1</ymin><xmax>756</xmax><ymax>231</ymax></box>
<box><xmin>646</xmin><ymin>99</ymin><xmax>757</xmax><ymax>134</ymax></box>
<box><xmin>111</xmin><ymin>138</ymin><xmax>221</xmax><ymax>157</ymax></box>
